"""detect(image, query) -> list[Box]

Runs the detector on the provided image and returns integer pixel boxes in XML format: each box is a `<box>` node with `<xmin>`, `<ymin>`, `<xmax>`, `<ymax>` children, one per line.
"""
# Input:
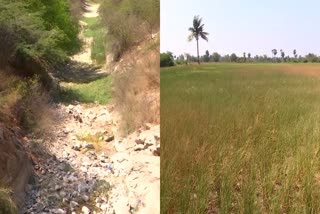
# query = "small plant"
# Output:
<box><xmin>0</xmin><ymin>187</ymin><xmax>17</xmax><ymax>214</ymax></box>
<box><xmin>93</xmin><ymin>180</ymin><xmax>111</xmax><ymax>197</ymax></box>
<box><xmin>62</xmin><ymin>162</ymin><xmax>74</xmax><ymax>172</ymax></box>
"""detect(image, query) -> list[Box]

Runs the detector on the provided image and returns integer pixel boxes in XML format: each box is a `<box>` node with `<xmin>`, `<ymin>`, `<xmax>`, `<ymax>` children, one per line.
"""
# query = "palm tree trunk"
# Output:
<box><xmin>197</xmin><ymin>39</ymin><xmax>200</xmax><ymax>64</ymax></box>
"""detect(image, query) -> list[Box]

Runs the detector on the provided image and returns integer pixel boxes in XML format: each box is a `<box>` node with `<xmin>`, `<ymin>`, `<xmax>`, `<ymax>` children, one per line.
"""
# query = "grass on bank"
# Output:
<box><xmin>82</xmin><ymin>16</ymin><xmax>106</xmax><ymax>64</ymax></box>
<box><xmin>0</xmin><ymin>187</ymin><xmax>17</xmax><ymax>214</ymax></box>
<box><xmin>161</xmin><ymin>63</ymin><xmax>320</xmax><ymax>214</ymax></box>
<box><xmin>59</xmin><ymin>76</ymin><xmax>112</xmax><ymax>104</ymax></box>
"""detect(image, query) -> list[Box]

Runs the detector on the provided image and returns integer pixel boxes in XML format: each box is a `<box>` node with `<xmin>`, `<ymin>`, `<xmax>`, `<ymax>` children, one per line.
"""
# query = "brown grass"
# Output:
<box><xmin>113</xmin><ymin>49</ymin><xmax>159</xmax><ymax>135</ymax></box>
<box><xmin>161</xmin><ymin>63</ymin><xmax>320</xmax><ymax>213</ymax></box>
<box><xmin>0</xmin><ymin>186</ymin><xmax>17</xmax><ymax>214</ymax></box>
<box><xmin>279</xmin><ymin>64</ymin><xmax>320</xmax><ymax>77</ymax></box>
<box><xmin>0</xmin><ymin>69</ymin><xmax>56</xmax><ymax>135</ymax></box>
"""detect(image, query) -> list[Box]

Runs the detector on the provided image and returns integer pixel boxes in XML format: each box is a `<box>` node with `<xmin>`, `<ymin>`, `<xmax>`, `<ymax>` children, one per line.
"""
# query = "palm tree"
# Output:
<box><xmin>188</xmin><ymin>15</ymin><xmax>209</xmax><ymax>64</ymax></box>
<box><xmin>272</xmin><ymin>49</ymin><xmax>277</xmax><ymax>61</ymax></box>
<box><xmin>280</xmin><ymin>49</ymin><xmax>285</xmax><ymax>62</ymax></box>
<box><xmin>293</xmin><ymin>49</ymin><xmax>297</xmax><ymax>58</ymax></box>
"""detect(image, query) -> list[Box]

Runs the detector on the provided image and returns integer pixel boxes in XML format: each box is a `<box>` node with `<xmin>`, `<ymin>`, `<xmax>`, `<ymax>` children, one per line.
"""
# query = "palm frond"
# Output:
<box><xmin>200</xmin><ymin>32</ymin><xmax>208</xmax><ymax>41</ymax></box>
<box><xmin>193</xmin><ymin>15</ymin><xmax>201</xmax><ymax>29</ymax></box>
<box><xmin>201</xmin><ymin>31</ymin><xmax>209</xmax><ymax>36</ymax></box>
<box><xmin>188</xmin><ymin>27</ymin><xmax>195</xmax><ymax>33</ymax></box>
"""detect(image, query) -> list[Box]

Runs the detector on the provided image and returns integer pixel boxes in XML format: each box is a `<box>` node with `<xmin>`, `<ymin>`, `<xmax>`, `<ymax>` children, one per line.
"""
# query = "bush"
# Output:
<box><xmin>160</xmin><ymin>52</ymin><xmax>175</xmax><ymax>67</ymax></box>
<box><xmin>0</xmin><ymin>69</ymin><xmax>55</xmax><ymax>134</ymax></box>
<box><xmin>0</xmin><ymin>0</ymin><xmax>80</xmax><ymax>85</ymax></box>
<box><xmin>100</xmin><ymin>0</ymin><xmax>159</xmax><ymax>60</ymax></box>
<box><xmin>0</xmin><ymin>187</ymin><xmax>16</xmax><ymax>214</ymax></box>
<box><xmin>129</xmin><ymin>0</ymin><xmax>160</xmax><ymax>36</ymax></box>
<box><xmin>113</xmin><ymin>51</ymin><xmax>159</xmax><ymax>134</ymax></box>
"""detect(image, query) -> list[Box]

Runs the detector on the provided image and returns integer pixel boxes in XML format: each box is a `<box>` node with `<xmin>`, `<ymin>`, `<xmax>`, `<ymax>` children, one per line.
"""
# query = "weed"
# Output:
<box><xmin>0</xmin><ymin>186</ymin><xmax>17</xmax><ymax>214</ymax></box>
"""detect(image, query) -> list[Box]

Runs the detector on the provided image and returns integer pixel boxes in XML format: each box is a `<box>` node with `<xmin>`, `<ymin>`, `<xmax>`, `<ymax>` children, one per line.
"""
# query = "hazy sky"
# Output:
<box><xmin>161</xmin><ymin>0</ymin><xmax>320</xmax><ymax>57</ymax></box>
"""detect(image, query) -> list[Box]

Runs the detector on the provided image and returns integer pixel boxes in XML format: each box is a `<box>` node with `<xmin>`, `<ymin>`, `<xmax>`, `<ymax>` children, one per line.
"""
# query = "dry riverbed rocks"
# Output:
<box><xmin>22</xmin><ymin>103</ymin><xmax>160</xmax><ymax>214</ymax></box>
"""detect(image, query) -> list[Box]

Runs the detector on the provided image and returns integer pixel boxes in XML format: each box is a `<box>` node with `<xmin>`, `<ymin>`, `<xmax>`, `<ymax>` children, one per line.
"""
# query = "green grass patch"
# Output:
<box><xmin>82</xmin><ymin>17</ymin><xmax>106</xmax><ymax>64</ymax></box>
<box><xmin>60</xmin><ymin>76</ymin><xmax>112</xmax><ymax>104</ymax></box>
<box><xmin>161</xmin><ymin>63</ymin><xmax>320</xmax><ymax>213</ymax></box>
<box><xmin>82</xmin><ymin>17</ymin><xmax>99</xmax><ymax>37</ymax></box>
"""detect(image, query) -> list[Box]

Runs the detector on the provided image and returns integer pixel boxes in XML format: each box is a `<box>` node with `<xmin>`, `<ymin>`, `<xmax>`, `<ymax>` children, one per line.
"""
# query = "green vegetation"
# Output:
<box><xmin>81</xmin><ymin>16</ymin><xmax>106</xmax><ymax>64</ymax></box>
<box><xmin>0</xmin><ymin>187</ymin><xmax>16</xmax><ymax>214</ymax></box>
<box><xmin>175</xmin><ymin>49</ymin><xmax>320</xmax><ymax>64</ymax></box>
<box><xmin>60</xmin><ymin>76</ymin><xmax>112</xmax><ymax>104</ymax></box>
<box><xmin>83</xmin><ymin>17</ymin><xmax>100</xmax><ymax>37</ymax></box>
<box><xmin>160</xmin><ymin>52</ymin><xmax>175</xmax><ymax>67</ymax></box>
<box><xmin>161</xmin><ymin>63</ymin><xmax>320</xmax><ymax>213</ymax></box>
<box><xmin>0</xmin><ymin>0</ymin><xmax>80</xmax><ymax>91</ymax></box>
<box><xmin>0</xmin><ymin>0</ymin><xmax>79</xmax><ymax>65</ymax></box>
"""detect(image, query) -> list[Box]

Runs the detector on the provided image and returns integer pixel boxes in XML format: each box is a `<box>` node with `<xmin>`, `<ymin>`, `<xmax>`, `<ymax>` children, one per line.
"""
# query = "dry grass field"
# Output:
<box><xmin>161</xmin><ymin>63</ymin><xmax>320</xmax><ymax>213</ymax></box>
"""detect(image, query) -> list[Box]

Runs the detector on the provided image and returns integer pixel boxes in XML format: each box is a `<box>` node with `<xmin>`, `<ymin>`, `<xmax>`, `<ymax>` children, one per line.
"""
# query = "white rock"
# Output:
<box><xmin>70</xmin><ymin>201</ymin><xmax>79</xmax><ymax>209</ymax></box>
<box><xmin>81</xmin><ymin>194</ymin><xmax>90</xmax><ymax>202</ymax></box>
<box><xmin>81</xmin><ymin>206</ymin><xmax>90</xmax><ymax>214</ymax></box>
<box><xmin>51</xmin><ymin>209</ymin><xmax>66</xmax><ymax>214</ymax></box>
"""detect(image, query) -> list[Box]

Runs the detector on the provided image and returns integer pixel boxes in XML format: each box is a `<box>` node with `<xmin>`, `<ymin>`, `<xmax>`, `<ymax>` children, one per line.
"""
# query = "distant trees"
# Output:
<box><xmin>160</xmin><ymin>52</ymin><xmax>174</xmax><ymax>67</ymax></box>
<box><xmin>272</xmin><ymin>49</ymin><xmax>277</xmax><ymax>60</ymax></box>
<box><xmin>165</xmin><ymin>49</ymin><xmax>320</xmax><ymax>65</ymax></box>
<box><xmin>188</xmin><ymin>15</ymin><xmax>209</xmax><ymax>64</ymax></box>
<box><xmin>230</xmin><ymin>53</ymin><xmax>237</xmax><ymax>62</ymax></box>
<box><xmin>212</xmin><ymin>52</ymin><xmax>221</xmax><ymax>62</ymax></box>
<box><xmin>203</xmin><ymin>50</ymin><xmax>210</xmax><ymax>62</ymax></box>
<box><xmin>280</xmin><ymin>49</ymin><xmax>285</xmax><ymax>61</ymax></box>
<box><xmin>306</xmin><ymin>53</ymin><xmax>318</xmax><ymax>63</ymax></box>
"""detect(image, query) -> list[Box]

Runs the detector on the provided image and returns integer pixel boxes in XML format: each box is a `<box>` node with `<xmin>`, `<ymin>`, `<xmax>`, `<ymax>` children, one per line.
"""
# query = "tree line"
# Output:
<box><xmin>161</xmin><ymin>50</ymin><xmax>320</xmax><ymax>67</ymax></box>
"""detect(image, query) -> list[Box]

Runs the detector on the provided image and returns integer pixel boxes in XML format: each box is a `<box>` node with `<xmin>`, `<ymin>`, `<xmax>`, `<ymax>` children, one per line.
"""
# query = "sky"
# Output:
<box><xmin>161</xmin><ymin>0</ymin><xmax>320</xmax><ymax>57</ymax></box>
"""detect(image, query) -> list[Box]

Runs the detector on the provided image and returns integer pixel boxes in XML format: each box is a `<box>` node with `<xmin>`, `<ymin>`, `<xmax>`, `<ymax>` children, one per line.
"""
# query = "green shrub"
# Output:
<box><xmin>82</xmin><ymin>17</ymin><xmax>107</xmax><ymax>64</ymax></box>
<box><xmin>0</xmin><ymin>0</ymin><xmax>80</xmax><ymax>81</ymax></box>
<box><xmin>160</xmin><ymin>52</ymin><xmax>175</xmax><ymax>67</ymax></box>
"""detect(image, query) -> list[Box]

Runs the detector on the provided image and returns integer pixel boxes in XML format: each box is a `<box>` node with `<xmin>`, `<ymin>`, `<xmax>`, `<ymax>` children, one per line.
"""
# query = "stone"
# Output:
<box><xmin>100</xmin><ymin>203</ymin><xmax>108</xmax><ymax>211</ymax></box>
<box><xmin>78</xmin><ymin>183</ymin><xmax>88</xmax><ymax>193</ymax></box>
<box><xmin>51</xmin><ymin>208</ymin><xmax>66</xmax><ymax>214</ymax></box>
<box><xmin>153</xmin><ymin>147</ymin><xmax>160</xmax><ymax>156</ymax></box>
<box><xmin>55</xmin><ymin>185</ymin><xmax>62</xmax><ymax>191</ymax></box>
<box><xmin>81</xmin><ymin>206</ymin><xmax>90</xmax><ymax>214</ymax></box>
<box><xmin>85</xmin><ymin>144</ymin><xmax>94</xmax><ymax>149</ymax></box>
<box><xmin>68</xmin><ymin>175</ymin><xmax>78</xmax><ymax>183</ymax></box>
<box><xmin>81</xmin><ymin>194</ymin><xmax>90</xmax><ymax>202</ymax></box>
<box><xmin>72</xmin><ymin>144</ymin><xmax>81</xmax><ymax>151</ymax></box>
<box><xmin>70</xmin><ymin>201</ymin><xmax>79</xmax><ymax>209</ymax></box>
<box><xmin>59</xmin><ymin>191</ymin><xmax>67</xmax><ymax>198</ymax></box>
<box><xmin>105</xmin><ymin>135</ymin><xmax>114</xmax><ymax>142</ymax></box>
<box><xmin>34</xmin><ymin>202</ymin><xmax>45</xmax><ymax>212</ymax></box>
